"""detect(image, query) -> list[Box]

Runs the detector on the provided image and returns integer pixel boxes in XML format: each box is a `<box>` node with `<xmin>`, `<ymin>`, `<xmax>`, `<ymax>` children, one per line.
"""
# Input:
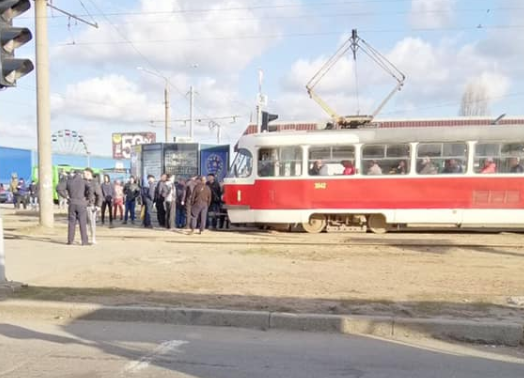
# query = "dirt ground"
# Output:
<box><xmin>2</xmin><ymin>207</ymin><xmax>524</xmax><ymax>321</ymax></box>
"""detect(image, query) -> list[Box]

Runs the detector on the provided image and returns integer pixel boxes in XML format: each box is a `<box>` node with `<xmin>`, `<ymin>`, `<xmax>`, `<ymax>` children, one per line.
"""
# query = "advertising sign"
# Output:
<box><xmin>112</xmin><ymin>132</ymin><xmax>156</xmax><ymax>159</ymax></box>
<box><xmin>164</xmin><ymin>143</ymin><xmax>200</xmax><ymax>180</ymax></box>
<box><xmin>200</xmin><ymin>145</ymin><xmax>229</xmax><ymax>182</ymax></box>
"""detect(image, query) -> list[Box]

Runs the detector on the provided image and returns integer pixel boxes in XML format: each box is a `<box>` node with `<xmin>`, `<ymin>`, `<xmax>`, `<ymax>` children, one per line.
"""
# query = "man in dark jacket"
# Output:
<box><xmin>189</xmin><ymin>176</ymin><xmax>212</xmax><ymax>235</ymax></box>
<box><xmin>175</xmin><ymin>178</ymin><xmax>186</xmax><ymax>228</ymax></box>
<box><xmin>182</xmin><ymin>176</ymin><xmax>197</xmax><ymax>229</ymax></box>
<box><xmin>142</xmin><ymin>175</ymin><xmax>156</xmax><ymax>228</ymax></box>
<box><xmin>86</xmin><ymin>171</ymin><xmax>103</xmax><ymax>244</ymax></box>
<box><xmin>123</xmin><ymin>176</ymin><xmax>140</xmax><ymax>224</ymax></box>
<box><xmin>57</xmin><ymin>170</ymin><xmax>91</xmax><ymax>245</ymax></box>
<box><xmin>100</xmin><ymin>174</ymin><xmax>115</xmax><ymax>226</ymax></box>
<box><xmin>206</xmin><ymin>173</ymin><xmax>222</xmax><ymax>230</ymax></box>
<box><xmin>29</xmin><ymin>180</ymin><xmax>39</xmax><ymax>210</ymax></box>
<box><xmin>155</xmin><ymin>173</ymin><xmax>168</xmax><ymax>227</ymax></box>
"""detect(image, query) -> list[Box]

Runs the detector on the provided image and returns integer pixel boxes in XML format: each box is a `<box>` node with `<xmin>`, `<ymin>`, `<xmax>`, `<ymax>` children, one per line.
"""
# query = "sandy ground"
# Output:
<box><xmin>2</xmin><ymin>207</ymin><xmax>524</xmax><ymax>320</ymax></box>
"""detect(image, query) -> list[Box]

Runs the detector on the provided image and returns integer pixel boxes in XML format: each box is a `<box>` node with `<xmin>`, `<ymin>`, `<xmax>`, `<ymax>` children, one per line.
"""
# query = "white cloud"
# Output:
<box><xmin>52</xmin><ymin>0</ymin><xmax>296</xmax><ymax>74</ymax></box>
<box><xmin>51</xmin><ymin>74</ymin><xmax>161</xmax><ymax>123</ymax></box>
<box><xmin>410</xmin><ymin>0</ymin><xmax>456</xmax><ymax>29</ymax></box>
<box><xmin>277</xmin><ymin>32</ymin><xmax>515</xmax><ymax>120</ymax></box>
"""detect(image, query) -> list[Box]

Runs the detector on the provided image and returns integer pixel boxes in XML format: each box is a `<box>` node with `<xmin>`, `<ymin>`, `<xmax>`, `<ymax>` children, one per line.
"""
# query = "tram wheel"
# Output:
<box><xmin>367</xmin><ymin>214</ymin><xmax>388</xmax><ymax>234</ymax></box>
<box><xmin>302</xmin><ymin>214</ymin><xmax>327</xmax><ymax>234</ymax></box>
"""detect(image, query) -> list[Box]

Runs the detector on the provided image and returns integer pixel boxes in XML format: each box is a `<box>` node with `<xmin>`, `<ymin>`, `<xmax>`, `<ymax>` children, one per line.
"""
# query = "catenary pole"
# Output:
<box><xmin>35</xmin><ymin>0</ymin><xmax>53</xmax><ymax>228</ymax></box>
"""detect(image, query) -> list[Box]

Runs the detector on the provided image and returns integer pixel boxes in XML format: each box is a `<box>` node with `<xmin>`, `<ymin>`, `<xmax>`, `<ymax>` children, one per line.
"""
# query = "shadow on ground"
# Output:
<box><xmin>4</xmin><ymin>285</ymin><xmax>524</xmax><ymax>320</ymax></box>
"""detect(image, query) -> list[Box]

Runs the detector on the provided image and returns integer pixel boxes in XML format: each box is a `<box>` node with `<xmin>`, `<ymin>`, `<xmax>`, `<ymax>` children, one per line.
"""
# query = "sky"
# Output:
<box><xmin>1</xmin><ymin>0</ymin><xmax>523</xmax><ymax>156</ymax></box>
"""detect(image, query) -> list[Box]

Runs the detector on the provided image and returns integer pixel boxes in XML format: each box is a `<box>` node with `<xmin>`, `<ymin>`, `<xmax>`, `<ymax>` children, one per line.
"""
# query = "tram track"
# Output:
<box><xmin>101</xmin><ymin>232</ymin><xmax>524</xmax><ymax>249</ymax></box>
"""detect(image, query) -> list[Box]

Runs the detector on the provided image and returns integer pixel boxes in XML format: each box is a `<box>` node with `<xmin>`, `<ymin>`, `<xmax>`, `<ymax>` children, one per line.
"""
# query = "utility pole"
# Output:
<box><xmin>189</xmin><ymin>85</ymin><xmax>194</xmax><ymax>140</ymax></box>
<box><xmin>35</xmin><ymin>0</ymin><xmax>53</xmax><ymax>228</ymax></box>
<box><xmin>164</xmin><ymin>82</ymin><xmax>170</xmax><ymax>142</ymax></box>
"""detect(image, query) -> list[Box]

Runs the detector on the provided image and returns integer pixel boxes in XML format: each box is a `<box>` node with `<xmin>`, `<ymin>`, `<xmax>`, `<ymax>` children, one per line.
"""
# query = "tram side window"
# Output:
<box><xmin>416</xmin><ymin>143</ymin><xmax>467</xmax><ymax>175</ymax></box>
<box><xmin>502</xmin><ymin>143</ymin><xmax>524</xmax><ymax>173</ymax></box>
<box><xmin>309</xmin><ymin>146</ymin><xmax>355</xmax><ymax>176</ymax></box>
<box><xmin>228</xmin><ymin>148</ymin><xmax>253</xmax><ymax>178</ymax></box>
<box><xmin>361</xmin><ymin>144</ymin><xmax>410</xmax><ymax>175</ymax></box>
<box><xmin>258</xmin><ymin>147</ymin><xmax>302</xmax><ymax>177</ymax></box>
<box><xmin>474</xmin><ymin>143</ymin><xmax>500</xmax><ymax>174</ymax></box>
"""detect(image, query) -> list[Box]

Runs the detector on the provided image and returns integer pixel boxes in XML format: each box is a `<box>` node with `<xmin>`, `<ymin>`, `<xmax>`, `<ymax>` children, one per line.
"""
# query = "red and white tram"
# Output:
<box><xmin>223</xmin><ymin>124</ymin><xmax>524</xmax><ymax>233</ymax></box>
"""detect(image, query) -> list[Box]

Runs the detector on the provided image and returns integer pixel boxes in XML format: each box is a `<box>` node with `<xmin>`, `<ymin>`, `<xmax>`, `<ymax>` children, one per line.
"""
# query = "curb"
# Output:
<box><xmin>0</xmin><ymin>300</ymin><xmax>522</xmax><ymax>346</ymax></box>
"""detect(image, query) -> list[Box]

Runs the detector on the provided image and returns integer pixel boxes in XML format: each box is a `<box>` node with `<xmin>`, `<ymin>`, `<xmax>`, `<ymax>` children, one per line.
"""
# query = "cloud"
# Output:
<box><xmin>410</xmin><ymin>0</ymin><xmax>456</xmax><ymax>28</ymax></box>
<box><xmin>277</xmin><ymin>32</ymin><xmax>515</xmax><ymax>120</ymax></box>
<box><xmin>52</xmin><ymin>0</ymin><xmax>297</xmax><ymax>75</ymax></box>
<box><xmin>51</xmin><ymin>74</ymin><xmax>161</xmax><ymax>123</ymax></box>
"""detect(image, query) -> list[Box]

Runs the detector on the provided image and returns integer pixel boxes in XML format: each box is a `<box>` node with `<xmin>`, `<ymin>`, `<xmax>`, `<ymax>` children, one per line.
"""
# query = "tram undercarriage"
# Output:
<box><xmin>300</xmin><ymin>213</ymin><xmax>389</xmax><ymax>234</ymax></box>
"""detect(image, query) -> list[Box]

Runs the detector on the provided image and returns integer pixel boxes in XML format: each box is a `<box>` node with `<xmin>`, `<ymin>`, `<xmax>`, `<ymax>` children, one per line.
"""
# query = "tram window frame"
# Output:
<box><xmin>361</xmin><ymin>144</ymin><xmax>411</xmax><ymax>176</ymax></box>
<box><xmin>228</xmin><ymin>148</ymin><xmax>253</xmax><ymax>179</ymax></box>
<box><xmin>416</xmin><ymin>143</ymin><xmax>468</xmax><ymax>175</ymax></box>
<box><xmin>258</xmin><ymin>146</ymin><xmax>302</xmax><ymax>178</ymax></box>
<box><xmin>308</xmin><ymin>145</ymin><xmax>356</xmax><ymax>176</ymax></box>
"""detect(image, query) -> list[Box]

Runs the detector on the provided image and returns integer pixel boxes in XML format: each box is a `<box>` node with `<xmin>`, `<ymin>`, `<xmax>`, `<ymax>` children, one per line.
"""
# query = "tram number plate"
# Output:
<box><xmin>314</xmin><ymin>182</ymin><xmax>327</xmax><ymax>189</ymax></box>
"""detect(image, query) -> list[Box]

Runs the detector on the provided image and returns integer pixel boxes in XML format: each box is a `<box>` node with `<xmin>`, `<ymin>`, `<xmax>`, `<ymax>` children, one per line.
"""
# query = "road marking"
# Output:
<box><xmin>122</xmin><ymin>340</ymin><xmax>188</xmax><ymax>374</ymax></box>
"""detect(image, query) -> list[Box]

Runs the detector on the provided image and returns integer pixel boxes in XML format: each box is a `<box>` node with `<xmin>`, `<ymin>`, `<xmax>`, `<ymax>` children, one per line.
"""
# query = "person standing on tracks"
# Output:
<box><xmin>182</xmin><ymin>176</ymin><xmax>198</xmax><ymax>229</ymax></box>
<box><xmin>206</xmin><ymin>173</ymin><xmax>222</xmax><ymax>230</ymax></box>
<box><xmin>188</xmin><ymin>176</ymin><xmax>212</xmax><ymax>235</ymax></box>
<box><xmin>155</xmin><ymin>173</ymin><xmax>168</xmax><ymax>228</ymax></box>
<box><xmin>123</xmin><ymin>176</ymin><xmax>140</xmax><ymax>225</ymax></box>
<box><xmin>142</xmin><ymin>175</ymin><xmax>156</xmax><ymax>229</ymax></box>
<box><xmin>57</xmin><ymin>169</ymin><xmax>91</xmax><ymax>246</ymax></box>
<box><xmin>100</xmin><ymin>174</ymin><xmax>115</xmax><ymax>226</ymax></box>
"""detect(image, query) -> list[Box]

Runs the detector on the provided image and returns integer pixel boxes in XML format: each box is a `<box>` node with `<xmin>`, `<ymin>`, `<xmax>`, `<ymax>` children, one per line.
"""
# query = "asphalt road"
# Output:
<box><xmin>1</xmin><ymin>320</ymin><xmax>524</xmax><ymax>378</ymax></box>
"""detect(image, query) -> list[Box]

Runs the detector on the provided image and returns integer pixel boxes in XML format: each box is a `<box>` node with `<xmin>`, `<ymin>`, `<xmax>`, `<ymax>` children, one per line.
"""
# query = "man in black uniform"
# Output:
<box><xmin>57</xmin><ymin>169</ymin><xmax>91</xmax><ymax>245</ymax></box>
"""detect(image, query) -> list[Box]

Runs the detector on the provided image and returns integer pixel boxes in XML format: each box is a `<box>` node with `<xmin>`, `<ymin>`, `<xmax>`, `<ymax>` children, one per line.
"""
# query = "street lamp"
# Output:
<box><xmin>137</xmin><ymin>67</ymin><xmax>170</xmax><ymax>143</ymax></box>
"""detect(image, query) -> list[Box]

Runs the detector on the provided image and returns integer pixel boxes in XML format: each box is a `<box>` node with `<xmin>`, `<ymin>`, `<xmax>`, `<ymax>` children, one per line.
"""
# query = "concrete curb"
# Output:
<box><xmin>0</xmin><ymin>300</ymin><xmax>522</xmax><ymax>346</ymax></box>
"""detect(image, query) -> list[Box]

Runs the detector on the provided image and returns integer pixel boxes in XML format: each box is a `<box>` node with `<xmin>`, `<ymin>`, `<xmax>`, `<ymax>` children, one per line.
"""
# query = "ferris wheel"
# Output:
<box><xmin>51</xmin><ymin>129</ymin><xmax>89</xmax><ymax>155</ymax></box>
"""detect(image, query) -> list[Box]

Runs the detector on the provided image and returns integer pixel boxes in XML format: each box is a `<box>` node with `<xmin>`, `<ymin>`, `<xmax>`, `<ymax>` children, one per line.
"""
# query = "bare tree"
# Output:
<box><xmin>459</xmin><ymin>80</ymin><xmax>490</xmax><ymax>116</ymax></box>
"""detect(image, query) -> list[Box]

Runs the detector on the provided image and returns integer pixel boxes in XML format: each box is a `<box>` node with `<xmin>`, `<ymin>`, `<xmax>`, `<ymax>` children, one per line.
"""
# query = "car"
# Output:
<box><xmin>0</xmin><ymin>190</ymin><xmax>13</xmax><ymax>204</ymax></box>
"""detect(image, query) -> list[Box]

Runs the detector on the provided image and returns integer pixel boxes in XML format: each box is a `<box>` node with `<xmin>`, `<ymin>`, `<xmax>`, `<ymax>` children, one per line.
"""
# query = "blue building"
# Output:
<box><xmin>0</xmin><ymin>146</ymin><xmax>129</xmax><ymax>184</ymax></box>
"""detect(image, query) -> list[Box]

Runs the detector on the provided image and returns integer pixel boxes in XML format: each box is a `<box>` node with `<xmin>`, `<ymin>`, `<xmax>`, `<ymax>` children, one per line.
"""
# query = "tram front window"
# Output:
<box><xmin>228</xmin><ymin>149</ymin><xmax>253</xmax><ymax>178</ymax></box>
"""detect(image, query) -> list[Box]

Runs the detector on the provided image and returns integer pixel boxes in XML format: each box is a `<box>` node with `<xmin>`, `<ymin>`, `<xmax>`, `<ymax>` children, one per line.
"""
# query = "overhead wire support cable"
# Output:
<box><xmin>46</xmin><ymin>3</ymin><xmax>98</xmax><ymax>29</ymax></box>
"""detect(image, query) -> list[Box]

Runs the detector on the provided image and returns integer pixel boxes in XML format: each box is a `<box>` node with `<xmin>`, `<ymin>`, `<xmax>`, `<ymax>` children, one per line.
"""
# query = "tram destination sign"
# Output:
<box><xmin>112</xmin><ymin>132</ymin><xmax>156</xmax><ymax>159</ymax></box>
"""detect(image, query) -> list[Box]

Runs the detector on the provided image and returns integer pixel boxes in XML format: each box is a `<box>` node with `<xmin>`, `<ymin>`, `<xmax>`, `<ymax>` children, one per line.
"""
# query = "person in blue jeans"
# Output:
<box><xmin>175</xmin><ymin>178</ymin><xmax>186</xmax><ymax>228</ymax></box>
<box><xmin>123</xmin><ymin>176</ymin><xmax>140</xmax><ymax>224</ymax></box>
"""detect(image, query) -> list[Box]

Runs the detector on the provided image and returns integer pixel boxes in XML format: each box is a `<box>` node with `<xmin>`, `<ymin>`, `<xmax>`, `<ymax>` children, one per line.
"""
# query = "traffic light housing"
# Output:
<box><xmin>0</xmin><ymin>0</ymin><xmax>33</xmax><ymax>89</ymax></box>
<box><xmin>261</xmin><ymin>111</ymin><xmax>278</xmax><ymax>132</ymax></box>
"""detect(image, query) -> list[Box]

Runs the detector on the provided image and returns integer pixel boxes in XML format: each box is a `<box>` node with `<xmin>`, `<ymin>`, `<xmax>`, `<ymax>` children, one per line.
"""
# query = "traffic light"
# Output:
<box><xmin>0</xmin><ymin>0</ymin><xmax>33</xmax><ymax>89</ymax></box>
<box><xmin>261</xmin><ymin>111</ymin><xmax>278</xmax><ymax>132</ymax></box>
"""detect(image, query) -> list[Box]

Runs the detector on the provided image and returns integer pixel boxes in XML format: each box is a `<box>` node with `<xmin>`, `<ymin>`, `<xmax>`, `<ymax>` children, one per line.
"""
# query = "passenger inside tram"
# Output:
<box><xmin>341</xmin><ymin>160</ymin><xmax>356</xmax><ymax>175</ymax></box>
<box><xmin>509</xmin><ymin>157</ymin><xmax>524</xmax><ymax>173</ymax></box>
<box><xmin>442</xmin><ymin>159</ymin><xmax>463</xmax><ymax>174</ymax></box>
<box><xmin>258</xmin><ymin>150</ymin><xmax>275</xmax><ymax>177</ymax></box>
<box><xmin>418</xmin><ymin>156</ymin><xmax>438</xmax><ymax>175</ymax></box>
<box><xmin>367</xmin><ymin>160</ymin><xmax>382</xmax><ymax>175</ymax></box>
<box><xmin>389</xmin><ymin>160</ymin><xmax>407</xmax><ymax>175</ymax></box>
<box><xmin>480</xmin><ymin>157</ymin><xmax>497</xmax><ymax>174</ymax></box>
<box><xmin>309</xmin><ymin>160</ymin><xmax>328</xmax><ymax>176</ymax></box>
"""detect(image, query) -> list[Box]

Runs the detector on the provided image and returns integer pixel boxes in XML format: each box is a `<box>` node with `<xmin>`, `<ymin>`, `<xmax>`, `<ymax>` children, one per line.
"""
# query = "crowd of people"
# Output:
<box><xmin>56</xmin><ymin>168</ymin><xmax>228</xmax><ymax>245</ymax></box>
<box><xmin>0</xmin><ymin>175</ymin><xmax>39</xmax><ymax>210</ymax></box>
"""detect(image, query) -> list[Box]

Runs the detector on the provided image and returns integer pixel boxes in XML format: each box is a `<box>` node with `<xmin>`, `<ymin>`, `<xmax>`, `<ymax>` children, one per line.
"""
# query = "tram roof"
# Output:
<box><xmin>237</xmin><ymin>124</ymin><xmax>524</xmax><ymax>149</ymax></box>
